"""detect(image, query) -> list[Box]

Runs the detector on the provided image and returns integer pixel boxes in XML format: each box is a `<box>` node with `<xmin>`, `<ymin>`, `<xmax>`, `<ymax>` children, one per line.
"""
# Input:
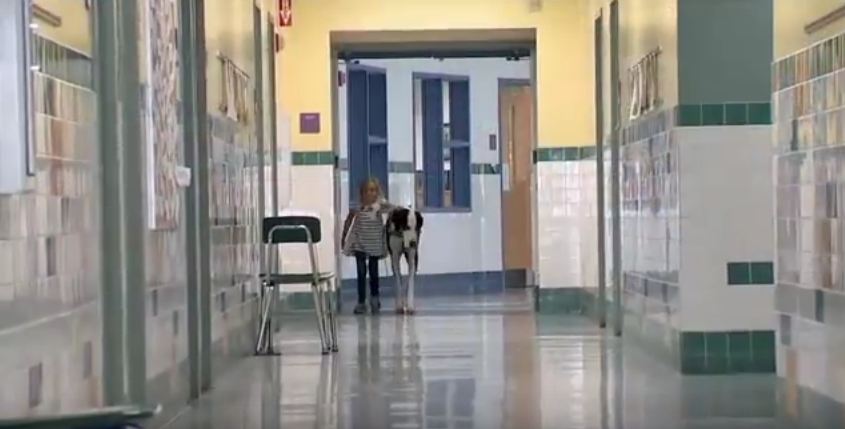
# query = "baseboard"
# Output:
<box><xmin>339</xmin><ymin>270</ymin><xmax>507</xmax><ymax>297</ymax></box>
<box><xmin>534</xmin><ymin>287</ymin><xmax>597</xmax><ymax>315</ymax></box>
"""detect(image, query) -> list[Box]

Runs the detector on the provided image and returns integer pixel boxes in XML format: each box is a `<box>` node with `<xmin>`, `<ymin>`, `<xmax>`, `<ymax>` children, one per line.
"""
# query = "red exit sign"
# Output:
<box><xmin>279</xmin><ymin>0</ymin><xmax>292</xmax><ymax>27</ymax></box>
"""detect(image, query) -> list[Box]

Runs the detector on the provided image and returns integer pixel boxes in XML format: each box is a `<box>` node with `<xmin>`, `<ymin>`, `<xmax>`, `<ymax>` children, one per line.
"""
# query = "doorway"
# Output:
<box><xmin>499</xmin><ymin>80</ymin><xmax>534</xmax><ymax>287</ymax></box>
<box><xmin>330</xmin><ymin>31</ymin><xmax>538</xmax><ymax>302</ymax></box>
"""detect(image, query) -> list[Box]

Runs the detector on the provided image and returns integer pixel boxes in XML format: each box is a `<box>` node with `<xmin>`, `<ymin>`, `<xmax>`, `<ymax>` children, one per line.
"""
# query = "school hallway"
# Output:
<box><xmin>161</xmin><ymin>291</ymin><xmax>829</xmax><ymax>429</ymax></box>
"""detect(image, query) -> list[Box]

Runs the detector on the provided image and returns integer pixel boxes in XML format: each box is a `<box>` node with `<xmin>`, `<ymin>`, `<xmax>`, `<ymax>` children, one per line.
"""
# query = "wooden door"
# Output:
<box><xmin>500</xmin><ymin>83</ymin><xmax>534</xmax><ymax>281</ymax></box>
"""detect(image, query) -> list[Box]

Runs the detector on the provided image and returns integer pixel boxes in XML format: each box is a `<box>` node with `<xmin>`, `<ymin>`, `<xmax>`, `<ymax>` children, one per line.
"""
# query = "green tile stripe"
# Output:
<box><xmin>680</xmin><ymin>330</ymin><xmax>775</xmax><ymax>374</ymax></box>
<box><xmin>676</xmin><ymin>103</ymin><xmax>771</xmax><ymax>127</ymax></box>
<box><xmin>387</xmin><ymin>161</ymin><xmax>414</xmax><ymax>173</ymax></box>
<box><xmin>727</xmin><ymin>262</ymin><xmax>774</xmax><ymax>285</ymax></box>
<box><xmin>292</xmin><ymin>151</ymin><xmax>334</xmax><ymax>166</ymax></box>
<box><xmin>622</xmin><ymin>102</ymin><xmax>772</xmax><ymax>147</ymax></box>
<box><xmin>470</xmin><ymin>163</ymin><xmax>500</xmax><ymax>175</ymax></box>
<box><xmin>534</xmin><ymin>146</ymin><xmax>596</xmax><ymax>163</ymax></box>
<box><xmin>535</xmin><ymin>288</ymin><xmax>592</xmax><ymax>314</ymax></box>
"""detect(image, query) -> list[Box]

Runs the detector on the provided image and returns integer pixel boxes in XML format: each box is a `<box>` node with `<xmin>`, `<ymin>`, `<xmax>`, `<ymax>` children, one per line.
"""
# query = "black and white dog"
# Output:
<box><xmin>385</xmin><ymin>208</ymin><xmax>423</xmax><ymax>315</ymax></box>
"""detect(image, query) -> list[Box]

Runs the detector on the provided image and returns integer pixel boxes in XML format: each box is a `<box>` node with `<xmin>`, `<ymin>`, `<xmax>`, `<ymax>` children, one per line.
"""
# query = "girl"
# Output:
<box><xmin>342</xmin><ymin>178</ymin><xmax>394</xmax><ymax>314</ymax></box>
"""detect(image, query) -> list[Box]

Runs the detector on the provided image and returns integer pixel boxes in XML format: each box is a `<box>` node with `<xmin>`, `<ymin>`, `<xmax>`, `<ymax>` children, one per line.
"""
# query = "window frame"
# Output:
<box><xmin>412</xmin><ymin>72</ymin><xmax>472</xmax><ymax>213</ymax></box>
<box><xmin>346</xmin><ymin>63</ymin><xmax>389</xmax><ymax>206</ymax></box>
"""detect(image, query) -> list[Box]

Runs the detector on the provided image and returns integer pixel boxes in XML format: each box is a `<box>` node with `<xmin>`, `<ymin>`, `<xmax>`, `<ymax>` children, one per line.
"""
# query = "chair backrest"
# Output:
<box><xmin>262</xmin><ymin>216</ymin><xmax>322</xmax><ymax>244</ymax></box>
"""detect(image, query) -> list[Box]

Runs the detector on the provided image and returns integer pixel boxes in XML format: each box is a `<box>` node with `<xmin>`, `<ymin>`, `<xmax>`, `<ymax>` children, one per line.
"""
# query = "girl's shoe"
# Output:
<box><xmin>353</xmin><ymin>303</ymin><xmax>367</xmax><ymax>314</ymax></box>
<box><xmin>370</xmin><ymin>299</ymin><xmax>381</xmax><ymax>314</ymax></box>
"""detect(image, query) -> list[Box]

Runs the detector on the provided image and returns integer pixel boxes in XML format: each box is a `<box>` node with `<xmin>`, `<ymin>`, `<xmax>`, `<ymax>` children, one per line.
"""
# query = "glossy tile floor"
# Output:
<box><xmin>163</xmin><ymin>292</ymin><xmax>844</xmax><ymax>429</ymax></box>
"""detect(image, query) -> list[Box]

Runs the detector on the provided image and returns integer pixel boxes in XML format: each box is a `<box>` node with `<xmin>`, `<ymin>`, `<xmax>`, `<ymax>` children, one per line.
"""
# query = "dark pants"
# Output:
<box><xmin>355</xmin><ymin>252</ymin><xmax>380</xmax><ymax>304</ymax></box>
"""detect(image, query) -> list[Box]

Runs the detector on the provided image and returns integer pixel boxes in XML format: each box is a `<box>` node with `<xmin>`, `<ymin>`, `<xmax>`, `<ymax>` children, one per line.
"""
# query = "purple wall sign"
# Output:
<box><xmin>299</xmin><ymin>112</ymin><xmax>321</xmax><ymax>134</ymax></box>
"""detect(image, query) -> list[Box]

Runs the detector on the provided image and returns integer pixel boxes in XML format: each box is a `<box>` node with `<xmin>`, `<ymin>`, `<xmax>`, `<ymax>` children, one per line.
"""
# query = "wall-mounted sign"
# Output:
<box><xmin>628</xmin><ymin>48</ymin><xmax>661</xmax><ymax>120</ymax></box>
<box><xmin>279</xmin><ymin>0</ymin><xmax>292</xmax><ymax>27</ymax></box>
<box><xmin>299</xmin><ymin>112</ymin><xmax>320</xmax><ymax>134</ymax></box>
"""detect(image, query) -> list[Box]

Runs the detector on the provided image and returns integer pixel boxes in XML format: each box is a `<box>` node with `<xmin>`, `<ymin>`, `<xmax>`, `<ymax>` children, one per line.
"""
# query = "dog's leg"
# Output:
<box><xmin>406</xmin><ymin>246</ymin><xmax>417</xmax><ymax>314</ymax></box>
<box><xmin>389</xmin><ymin>235</ymin><xmax>405</xmax><ymax>313</ymax></box>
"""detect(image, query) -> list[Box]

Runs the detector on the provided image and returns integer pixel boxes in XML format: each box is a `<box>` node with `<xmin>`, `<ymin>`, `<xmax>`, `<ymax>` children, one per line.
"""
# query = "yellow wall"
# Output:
<box><xmin>775</xmin><ymin>0</ymin><xmax>845</xmax><ymax>58</ymax></box>
<box><xmin>33</xmin><ymin>0</ymin><xmax>91</xmax><ymax>54</ymax></box>
<box><xmin>278</xmin><ymin>0</ymin><xmax>594</xmax><ymax>151</ymax></box>
<box><xmin>590</xmin><ymin>0</ymin><xmax>678</xmax><ymax>136</ymax></box>
<box><xmin>205</xmin><ymin>0</ymin><xmax>260</xmax><ymax>112</ymax></box>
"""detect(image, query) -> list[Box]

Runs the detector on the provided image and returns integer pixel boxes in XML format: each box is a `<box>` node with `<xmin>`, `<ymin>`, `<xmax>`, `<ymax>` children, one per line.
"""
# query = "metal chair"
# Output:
<box><xmin>256</xmin><ymin>215</ymin><xmax>339</xmax><ymax>355</ymax></box>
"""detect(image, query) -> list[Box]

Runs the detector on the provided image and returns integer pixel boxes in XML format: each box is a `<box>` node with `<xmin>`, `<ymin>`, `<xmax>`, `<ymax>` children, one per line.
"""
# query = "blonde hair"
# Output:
<box><xmin>359</xmin><ymin>177</ymin><xmax>383</xmax><ymax>202</ymax></box>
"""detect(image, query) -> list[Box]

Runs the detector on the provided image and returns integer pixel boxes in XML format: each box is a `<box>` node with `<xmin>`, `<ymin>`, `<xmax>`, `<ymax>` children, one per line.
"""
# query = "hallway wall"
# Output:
<box><xmin>589</xmin><ymin>0</ymin><xmax>777</xmax><ymax>373</ymax></box>
<box><xmin>775</xmin><ymin>0</ymin><xmax>845</xmax><ymax>58</ymax></box>
<box><xmin>203</xmin><ymin>0</ymin><xmax>265</xmax><ymax>381</ymax></box>
<box><xmin>278</xmin><ymin>0</ymin><xmax>593</xmax><ymax>153</ymax></box>
<box><xmin>0</xmin><ymin>3</ymin><xmax>102</xmax><ymax>416</ymax></box>
<box><xmin>0</xmin><ymin>0</ymin><xmax>275</xmax><ymax>419</ymax></box>
<box><xmin>773</xmin><ymin>14</ymin><xmax>845</xmax><ymax>406</ymax></box>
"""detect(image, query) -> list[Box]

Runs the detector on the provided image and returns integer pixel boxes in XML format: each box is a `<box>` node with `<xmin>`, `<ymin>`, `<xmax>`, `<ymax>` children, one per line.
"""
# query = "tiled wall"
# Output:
<box><xmin>773</xmin><ymin>30</ymin><xmax>845</xmax><ymax>403</ymax></box>
<box><xmin>608</xmin><ymin>108</ymin><xmax>776</xmax><ymax>373</ymax></box>
<box><xmin>0</xmin><ymin>0</ymin><xmax>267</xmax><ymax>418</ymax></box>
<box><xmin>536</xmin><ymin>151</ymin><xmax>596</xmax><ymax>290</ymax></box>
<box><xmin>0</xmin><ymin>34</ymin><xmax>102</xmax><ymax>415</ymax></box>
<box><xmin>618</xmin><ymin>114</ymin><xmax>681</xmax><ymax>357</ymax></box>
<box><xmin>139</xmin><ymin>0</ymin><xmax>190</xmax><ymax>403</ymax></box>
<box><xmin>284</xmin><ymin>160</ymin><xmax>336</xmax><ymax>293</ymax></box>
<box><xmin>677</xmin><ymin>126</ymin><xmax>774</xmax><ymax>333</ymax></box>
<box><xmin>204</xmin><ymin>0</ymin><xmax>262</xmax><ymax>373</ymax></box>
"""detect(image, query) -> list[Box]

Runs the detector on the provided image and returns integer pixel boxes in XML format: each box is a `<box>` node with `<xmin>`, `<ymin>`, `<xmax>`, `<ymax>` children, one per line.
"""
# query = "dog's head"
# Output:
<box><xmin>387</xmin><ymin>208</ymin><xmax>424</xmax><ymax>247</ymax></box>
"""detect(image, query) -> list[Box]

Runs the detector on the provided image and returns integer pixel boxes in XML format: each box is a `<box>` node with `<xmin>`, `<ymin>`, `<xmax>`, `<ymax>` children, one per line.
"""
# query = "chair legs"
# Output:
<box><xmin>311</xmin><ymin>283</ymin><xmax>331</xmax><ymax>355</ymax></box>
<box><xmin>326</xmin><ymin>280</ymin><xmax>339</xmax><ymax>352</ymax></box>
<box><xmin>311</xmin><ymin>279</ymin><xmax>340</xmax><ymax>354</ymax></box>
<box><xmin>256</xmin><ymin>278</ymin><xmax>339</xmax><ymax>356</ymax></box>
<box><xmin>255</xmin><ymin>282</ymin><xmax>278</xmax><ymax>355</ymax></box>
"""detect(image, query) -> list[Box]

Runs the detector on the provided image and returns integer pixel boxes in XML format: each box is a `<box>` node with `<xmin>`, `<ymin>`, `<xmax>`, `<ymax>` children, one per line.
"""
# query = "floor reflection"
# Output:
<box><xmin>164</xmin><ymin>292</ymin><xmax>845</xmax><ymax>429</ymax></box>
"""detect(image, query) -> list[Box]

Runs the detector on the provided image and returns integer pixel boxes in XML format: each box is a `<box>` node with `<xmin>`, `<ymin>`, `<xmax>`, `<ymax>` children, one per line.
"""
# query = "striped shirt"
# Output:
<box><xmin>348</xmin><ymin>202</ymin><xmax>393</xmax><ymax>257</ymax></box>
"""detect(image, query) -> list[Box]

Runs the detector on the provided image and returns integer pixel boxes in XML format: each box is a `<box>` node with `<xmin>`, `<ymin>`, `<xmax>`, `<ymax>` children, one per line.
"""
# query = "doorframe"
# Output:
<box><xmin>328</xmin><ymin>31</ymin><xmax>537</xmax><ymax>296</ymax></box>
<box><xmin>594</xmin><ymin>9</ymin><xmax>608</xmax><ymax>328</ymax></box>
<box><xmin>497</xmin><ymin>77</ymin><xmax>535</xmax><ymax>288</ymax></box>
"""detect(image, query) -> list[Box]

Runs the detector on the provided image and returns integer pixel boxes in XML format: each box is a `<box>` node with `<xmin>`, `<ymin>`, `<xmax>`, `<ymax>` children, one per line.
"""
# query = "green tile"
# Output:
<box><xmin>291</xmin><ymin>151</ymin><xmax>335</xmax><ymax>165</ymax></box>
<box><xmin>535</xmin><ymin>148</ymin><xmax>558</xmax><ymax>162</ymax></box>
<box><xmin>539</xmin><ymin>149</ymin><xmax>554</xmax><ymax>161</ymax></box>
<box><xmin>729</xmin><ymin>354</ymin><xmax>756</xmax><ymax>373</ymax></box>
<box><xmin>706</xmin><ymin>332</ymin><xmax>729</xmax><ymax>358</ymax></box>
<box><xmin>748</xmin><ymin>103</ymin><xmax>772</xmax><ymax>125</ymax></box>
<box><xmin>750</xmin><ymin>262</ymin><xmax>775</xmax><ymax>284</ymax></box>
<box><xmin>681</xmin><ymin>332</ymin><xmax>706</xmax><ymax>356</ymax></box>
<box><xmin>681</xmin><ymin>356</ymin><xmax>708</xmax><ymax>374</ymax></box>
<box><xmin>751</xmin><ymin>331</ymin><xmax>776</xmax><ymax>357</ymax></box>
<box><xmin>751</xmin><ymin>356</ymin><xmax>776</xmax><ymax>373</ymax></box>
<box><xmin>678</xmin><ymin>104</ymin><xmax>702</xmax><ymax>126</ymax></box>
<box><xmin>727</xmin><ymin>262</ymin><xmax>752</xmax><ymax>285</ymax></box>
<box><xmin>579</xmin><ymin>146</ymin><xmax>597</xmax><ymax>159</ymax></box>
<box><xmin>565</xmin><ymin>148</ymin><xmax>580</xmax><ymax>161</ymax></box>
<box><xmin>702</xmin><ymin>104</ymin><xmax>725</xmax><ymax>126</ymax></box>
<box><xmin>292</xmin><ymin>152</ymin><xmax>304</xmax><ymax>165</ymax></box>
<box><xmin>725</xmin><ymin>103</ymin><xmax>748</xmax><ymax>126</ymax></box>
<box><xmin>728</xmin><ymin>331</ymin><xmax>752</xmax><ymax>356</ymax></box>
<box><xmin>318</xmin><ymin>151</ymin><xmax>335</xmax><ymax>165</ymax></box>
<box><xmin>815</xmin><ymin>289</ymin><xmax>825</xmax><ymax>323</ymax></box>
<box><xmin>706</xmin><ymin>356</ymin><xmax>730</xmax><ymax>374</ymax></box>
